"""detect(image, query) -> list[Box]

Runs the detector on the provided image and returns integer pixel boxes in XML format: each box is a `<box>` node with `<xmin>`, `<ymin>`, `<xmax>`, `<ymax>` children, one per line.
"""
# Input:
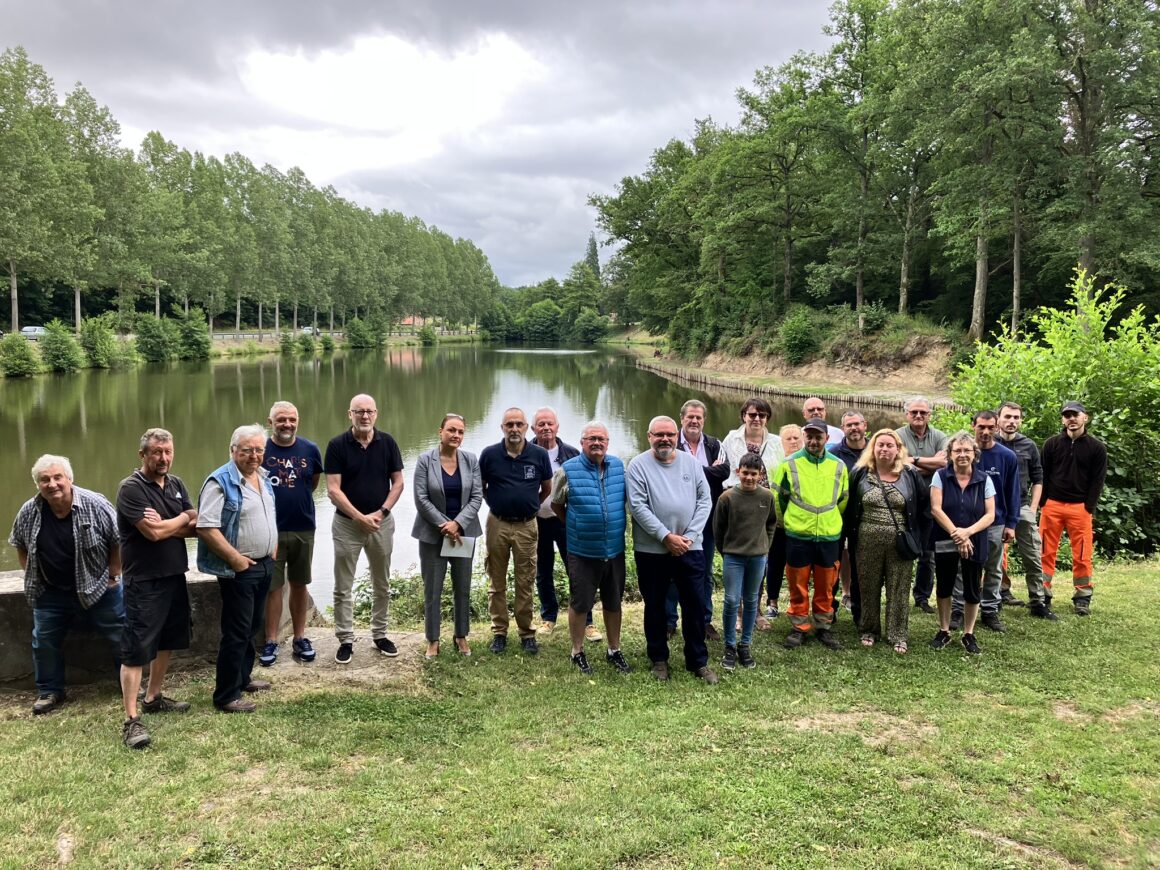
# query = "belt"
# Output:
<box><xmin>493</xmin><ymin>514</ymin><xmax>536</xmax><ymax>523</ymax></box>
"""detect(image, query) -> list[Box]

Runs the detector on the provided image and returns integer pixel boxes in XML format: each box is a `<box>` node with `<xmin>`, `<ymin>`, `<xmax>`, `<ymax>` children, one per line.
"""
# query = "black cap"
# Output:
<box><xmin>802</xmin><ymin>417</ymin><xmax>828</xmax><ymax>434</ymax></box>
<box><xmin>1061</xmin><ymin>401</ymin><xmax>1086</xmax><ymax>414</ymax></box>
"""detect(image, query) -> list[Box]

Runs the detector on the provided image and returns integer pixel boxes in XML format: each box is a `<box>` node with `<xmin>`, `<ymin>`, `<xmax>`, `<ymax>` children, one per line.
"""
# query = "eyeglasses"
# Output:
<box><xmin>350</xmin><ymin>409</ymin><xmax>377</xmax><ymax>416</ymax></box>
<box><xmin>908</xmin><ymin>410</ymin><xmax>930</xmax><ymax>417</ymax></box>
<box><xmin>745</xmin><ymin>412</ymin><xmax>768</xmax><ymax>420</ymax></box>
<box><xmin>582</xmin><ymin>436</ymin><xmax>608</xmax><ymax>443</ymax></box>
<box><xmin>235</xmin><ymin>447</ymin><xmax>265</xmax><ymax>456</ymax></box>
<box><xmin>650</xmin><ymin>431</ymin><xmax>678</xmax><ymax>439</ymax></box>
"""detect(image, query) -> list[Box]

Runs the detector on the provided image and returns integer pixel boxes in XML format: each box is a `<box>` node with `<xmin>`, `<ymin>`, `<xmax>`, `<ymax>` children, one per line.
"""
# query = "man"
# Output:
<box><xmin>9</xmin><ymin>456</ymin><xmax>123</xmax><ymax>718</ymax></box>
<box><xmin>260</xmin><ymin>401</ymin><xmax>324</xmax><ymax>666</ymax></box>
<box><xmin>1040</xmin><ymin>401</ymin><xmax>1107</xmax><ymax>616</ymax></box>
<box><xmin>774</xmin><ymin>418</ymin><xmax>849</xmax><ymax>650</ymax></box>
<box><xmin>551</xmin><ymin>421</ymin><xmax>632</xmax><ymax>675</ymax></box>
<box><xmin>197</xmin><ymin>424</ymin><xmax>279</xmax><ymax>713</ymax></box>
<box><xmin>530</xmin><ymin>407</ymin><xmax>596</xmax><ymax>641</ymax></box>
<box><xmin>479</xmin><ymin>407</ymin><xmax>554</xmax><ymax>654</ymax></box>
<box><xmin>802</xmin><ymin>397</ymin><xmax>844</xmax><ymax>447</ymax></box>
<box><xmin>627</xmin><ymin>415</ymin><xmax>717</xmax><ymax>684</ymax></box>
<box><xmin>116</xmin><ymin>429</ymin><xmax>198</xmax><ymax>748</ymax></box>
<box><xmin>997</xmin><ymin>402</ymin><xmax>1054</xmax><ymax>619</ymax></box>
<box><xmin>951</xmin><ymin>411</ymin><xmax>1020</xmax><ymax>633</ymax></box>
<box><xmin>831</xmin><ymin>411</ymin><xmax>868</xmax><ymax>621</ymax></box>
<box><xmin>669</xmin><ymin>399</ymin><xmax>729</xmax><ymax>640</ymax></box>
<box><xmin>895</xmin><ymin>397</ymin><xmax>948</xmax><ymax>614</ymax></box>
<box><xmin>324</xmin><ymin>394</ymin><xmax>405</xmax><ymax>664</ymax></box>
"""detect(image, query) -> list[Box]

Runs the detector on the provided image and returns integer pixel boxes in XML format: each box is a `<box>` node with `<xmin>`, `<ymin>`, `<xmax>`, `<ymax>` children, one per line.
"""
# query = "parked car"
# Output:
<box><xmin>300</xmin><ymin>325</ymin><xmax>320</xmax><ymax>336</ymax></box>
<box><xmin>20</xmin><ymin>326</ymin><xmax>46</xmax><ymax>340</ymax></box>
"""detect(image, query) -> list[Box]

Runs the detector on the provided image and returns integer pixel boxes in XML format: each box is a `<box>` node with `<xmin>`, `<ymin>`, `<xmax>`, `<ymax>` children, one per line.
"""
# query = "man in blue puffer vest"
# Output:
<box><xmin>551</xmin><ymin>421</ymin><xmax>632</xmax><ymax>676</ymax></box>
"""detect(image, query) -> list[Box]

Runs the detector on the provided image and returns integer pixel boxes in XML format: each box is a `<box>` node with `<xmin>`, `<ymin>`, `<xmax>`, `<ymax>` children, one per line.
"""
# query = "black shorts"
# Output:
<box><xmin>566</xmin><ymin>553</ymin><xmax>626</xmax><ymax>614</ymax></box>
<box><xmin>121</xmin><ymin>574</ymin><xmax>192</xmax><ymax>665</ymax></box>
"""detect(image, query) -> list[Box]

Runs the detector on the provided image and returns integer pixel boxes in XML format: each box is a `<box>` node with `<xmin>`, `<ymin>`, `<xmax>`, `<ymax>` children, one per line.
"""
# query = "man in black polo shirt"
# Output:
<box><xmin>324</xmin><ymin>394</ymin><xmax>405</xmax><ymax>664</ymax></box>
<box><xmin>479</xmin><ymin>407</ymin><xmax>553</xmax><ymax>654</ymax></box>
<box><xmin>116</xmin><ymin>428</ymin><xmax>198</xmax><ymax>749</ymax></box>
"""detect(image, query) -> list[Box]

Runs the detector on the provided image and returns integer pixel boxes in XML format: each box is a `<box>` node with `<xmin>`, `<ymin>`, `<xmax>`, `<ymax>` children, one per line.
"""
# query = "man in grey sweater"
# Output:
<box><xmin>627</xmin><ymin>416</ymin><xmax>717</xmax><ymax>684</ymax></box>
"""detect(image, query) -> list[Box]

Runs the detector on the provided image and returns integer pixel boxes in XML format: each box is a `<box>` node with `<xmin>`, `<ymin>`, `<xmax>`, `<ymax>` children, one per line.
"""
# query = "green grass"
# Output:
<box><xmin>1</xmin><ymin>561</ymin><xmax>1157</xmax><ymax>868</ymax></box>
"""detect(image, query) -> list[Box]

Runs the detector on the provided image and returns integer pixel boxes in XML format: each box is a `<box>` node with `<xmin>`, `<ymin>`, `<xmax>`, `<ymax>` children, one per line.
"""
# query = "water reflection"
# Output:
<box><xmin>0</xmin><ymin>347</ymin><xmax>902</xmax><ymax>606</ymax></box>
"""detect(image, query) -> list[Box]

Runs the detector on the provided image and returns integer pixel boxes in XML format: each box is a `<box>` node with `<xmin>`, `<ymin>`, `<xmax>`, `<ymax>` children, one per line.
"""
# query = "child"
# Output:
<box><xmin>713</xmin><ymin>453</ymin><xmax>778</xmax><ymax>670</ymax></box>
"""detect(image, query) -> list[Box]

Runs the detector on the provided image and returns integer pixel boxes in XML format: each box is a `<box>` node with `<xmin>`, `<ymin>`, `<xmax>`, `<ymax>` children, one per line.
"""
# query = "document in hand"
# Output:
<box><xmin>440</xmin><ymin>536</ymin><xmax>476</xmax><ymax>559</ymax></box>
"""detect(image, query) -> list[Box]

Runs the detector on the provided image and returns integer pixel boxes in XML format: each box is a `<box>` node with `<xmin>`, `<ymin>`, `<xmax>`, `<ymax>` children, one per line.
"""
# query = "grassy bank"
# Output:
<box><xmin>0</xmin><ymin>559</ymin><xmax>1155</xmax><ymax>866</ymax></box>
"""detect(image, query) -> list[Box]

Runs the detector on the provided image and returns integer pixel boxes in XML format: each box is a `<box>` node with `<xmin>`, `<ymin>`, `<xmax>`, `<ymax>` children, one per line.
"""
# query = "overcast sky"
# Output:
<box><xmin>4</xmin><ymin>1</ymin><xmax>832</xmax><ymax>287</ymax></box>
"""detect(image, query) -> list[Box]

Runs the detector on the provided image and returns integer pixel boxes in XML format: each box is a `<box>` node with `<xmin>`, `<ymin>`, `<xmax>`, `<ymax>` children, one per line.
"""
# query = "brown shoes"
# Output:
<box><xmin>694</xmin><ymin>666</ymin><xmax>719</xmax><ymax>685</ymax></box>
<box><xmin>217</xmin><ymin>698</ymin><xmax>257</xmax><ymax>713</ymax></box>
<box><xmin>650</xmin><ymin>661</ymin><xmax>670</xmax><ymax>681</ymax></box>
<box><xmin>243</xmin><ymin>680</ymin><xmax>271</xmax><ymax>693</ymax></box>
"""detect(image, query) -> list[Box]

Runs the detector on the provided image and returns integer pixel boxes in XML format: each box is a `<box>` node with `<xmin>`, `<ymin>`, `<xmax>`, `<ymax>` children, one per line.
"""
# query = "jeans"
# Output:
<box><xmin>722</xmin><ymin>554</ymin><xmax>767</xmax><ymax>647</ymax></box>
<box><xmin>31</xmin><ymin>584</ymin><xmax>125</xmax><ymax>695</ymax></box>
<box><xmin>635</xmin><ymin>549</ymin><xmax>709</xmax><ymax>671</ymax></box>
<box><xmin>535</xmin><ymin>516</ymin><xmax>591</xmax><ymax>626</ymax></box>
<box><xmin>214</xmin><ymin>558</ymin><xmax>273</xmax><ymax>708</ymax></box>
<box><xmin>953</xmin><ymin>526</ymin><xmax>1003</xmax><ymax>616</ymax></box>
<box><xmin>665</xmin><ymin>522</ymin><xmax>714</xmax><ymax>629</ymax></box>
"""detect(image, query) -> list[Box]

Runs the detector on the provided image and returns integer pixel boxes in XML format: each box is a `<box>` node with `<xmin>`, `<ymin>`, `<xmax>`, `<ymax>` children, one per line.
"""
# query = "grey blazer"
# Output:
<box><xmin>411</xmin><ymin>447</ymin><xmax>484</xmax><ymax>544</ymax></box>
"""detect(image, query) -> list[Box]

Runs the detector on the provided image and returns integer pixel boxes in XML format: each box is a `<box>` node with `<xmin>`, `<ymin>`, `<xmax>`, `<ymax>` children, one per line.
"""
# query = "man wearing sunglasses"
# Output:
<box><xmin>1039</xmin><ymin>401</ymin><xmax>1107</xmax><ymax>616</ymax></box>
<box><xmin>895</xmin><ymin>397</ymin><xmax>948</xmax><ymax>614</ymax></box>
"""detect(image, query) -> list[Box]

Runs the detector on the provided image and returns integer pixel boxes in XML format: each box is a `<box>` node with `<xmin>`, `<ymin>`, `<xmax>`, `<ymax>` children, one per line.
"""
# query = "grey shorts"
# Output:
<box><xmin>566</xmin><ymin>553</ymin><xmax>626</xmax><ymax>614</ymax></box>
<box><xmin>271</xmin><ymin>530</ymin><xmax>315</xmax><ymax>589</ymax></box>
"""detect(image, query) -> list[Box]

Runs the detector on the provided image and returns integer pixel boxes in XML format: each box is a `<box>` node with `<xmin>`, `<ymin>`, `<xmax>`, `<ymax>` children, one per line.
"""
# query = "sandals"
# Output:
<box><xmin>860</xmin><ymin>634</ymin><xmax>875</xmax><ymax>648</ymax></box>
<box><xmin>893</xmin><ymin>641</ymin><xmax>908</xmax><ymax>655</ymax></box>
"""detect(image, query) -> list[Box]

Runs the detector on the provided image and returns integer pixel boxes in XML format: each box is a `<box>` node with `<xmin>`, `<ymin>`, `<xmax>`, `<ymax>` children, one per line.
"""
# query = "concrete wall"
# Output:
<box><xmin>0</xmin><ymin>570</ymin><xmax>320</xmax><ymax>689</ymax></box>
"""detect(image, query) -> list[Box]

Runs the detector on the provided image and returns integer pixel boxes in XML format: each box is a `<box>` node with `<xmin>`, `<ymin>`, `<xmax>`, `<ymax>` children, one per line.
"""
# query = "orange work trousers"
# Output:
<box><xmin>785</xmin><ymin>538</ymin><xmax>840</xmax><ymax>632</ymax></box>
<box><xmin>1039</xmin><ymin>499</ymin><xmax>1094</xmax><ymax>600</ymax></box>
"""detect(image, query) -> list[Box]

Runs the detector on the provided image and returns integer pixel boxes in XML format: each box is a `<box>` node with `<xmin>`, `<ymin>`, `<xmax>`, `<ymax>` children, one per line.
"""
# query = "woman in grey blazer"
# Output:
<box><xmin>411</xmin><ymin>414</ymin><xmax>483</xmax><ymax>658</ymax></box>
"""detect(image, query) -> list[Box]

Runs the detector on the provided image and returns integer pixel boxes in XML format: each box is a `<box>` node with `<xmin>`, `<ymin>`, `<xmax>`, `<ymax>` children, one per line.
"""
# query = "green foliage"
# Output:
<box><xmin>279</xmin><ymin>331</ymin><xmax>295</xmax><ymax>354</ymax></box>
<box><xmin>479</xmin><ymin>302</ymin><xmax>518</xmax><ymax>342</ymax></box>
<box><xmin>296</xmin><ymin>332</ymin><xmax>316</xmax><ymax>354</ymax></box>
<box><xmin>39</xmin><ymin>319</ymin><xmax>86</xmax><ymax>372</ymax></box>
<box><xmin>570</xmin><ymin>307</ymin><xmax>611</xmax><ymax>343</ymax></box>
<box><xmin>417</xmin><ymin>325</ymin><xmax>437</xmax><ymax>346</ymax></box>
<box><xmin>0</xmin><ymin>332</ymin><xmax>40</xmax><ymax>377</ymax></box>
<box><xmin>776</xmin><ymin>307</ymin><xmax>820</xmax><ymax>364</ymax></box>
<box><xmin>345</xmin><ymin>317</ymin><xmax>382</xmax><ymax>349</ymax></box>
<box><xmin>947</xmin><ymin>269</ymin><xmax>1160</xmax><ymax>556</ymax></box>
<box><xmin>173</xmin><ymin>308</ymin><xmax>211</xmax><ymax>360</ymax></box>
<box><xmin>860</xmin><ymin>300</ymin><xmax>890</xmax><ymax>333</ymax></box>
<box><xmin>79</xmin><ymin>313</ymin><xmax>118</xmax><ymax>368</ymax></box>
<box><xmin>521</xmin><ymin>299</ymin><xmax>563</xmax><ymax>342</ymax></box>
<box><xmin>134</xmin><ymin>314</ymin><xmax>175</xmax><ymax>362</ymax></box>
<box><xmin>319</xmin><ymin>333</ymin><xmax>335</xmax><ymax>353</ymax></box>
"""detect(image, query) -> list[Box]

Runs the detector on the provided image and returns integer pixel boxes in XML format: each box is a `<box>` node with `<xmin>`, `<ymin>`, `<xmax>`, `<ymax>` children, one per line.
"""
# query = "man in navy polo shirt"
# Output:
<box><xmin>324</xmin><ymin>394</ymin><xmax>405</xmax><ymax>665</ymax></box>
<box><xmin>479</xmin><ymin>407</ymin><xmax>553</xmax><ymax>655</ymax></box>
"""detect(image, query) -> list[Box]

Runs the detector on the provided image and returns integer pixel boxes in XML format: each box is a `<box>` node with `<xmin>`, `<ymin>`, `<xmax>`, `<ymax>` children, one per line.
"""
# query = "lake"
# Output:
<box><xmin>0</xmin><ymin>345</ymin><xmax>904</xmax><ymax>606</ymax></box>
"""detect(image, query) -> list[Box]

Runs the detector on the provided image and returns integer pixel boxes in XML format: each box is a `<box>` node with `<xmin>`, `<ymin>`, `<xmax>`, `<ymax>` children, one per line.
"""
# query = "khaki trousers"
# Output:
<box><xmin>332</xmin><ymin>512</ymin><xmax>394</xmax><ymax>643</ymax></box>
<box><xmin>485</xmin><ymin>516</ymin><xmax>538</xmax><ymax>639</ymax></box>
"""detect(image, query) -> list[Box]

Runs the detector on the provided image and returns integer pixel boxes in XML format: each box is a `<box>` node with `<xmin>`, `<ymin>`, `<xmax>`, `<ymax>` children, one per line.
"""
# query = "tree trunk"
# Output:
<box><xmin>274</xmin><ymin>301</ymin><xmax>280</xmax><ymax>336</ymax></box>
<box><xmin>10</xmin><ymin>264</ymin><xmax>19</xmax><ymax>332</ymax></box>
<box><xmin>257</xmin><ymin>300</ymin><xmax>263</xmax><ymax>339</ymax></box>
<box><xmin>154</xmin><ymin>280</ymin><xmax>161</xmax><ymax>318</ymax></box>
<box><xmin>313</xmin><ymin>308</ymin><xmax>319</xmax><ymax>332</ymax></box>
<box><xmin>969</xmin><ymin>227</ymin><xmax>989</xmax><ymax>342</ymax></box>
<box><xmin>74</xmin><ymin>287</ymin><xmax>82</xmax><ymax>333</ymax></box>
<box><xmin>184</xmin><ymin>294</ymin><xmax>190</xmax><ymax>316</ymax></box>
<box><xmin>898</xmin><ymin>174</ymin><xmax>919</xmax><ymax>314</ymax></box>
<box><xmin>782</xmin><ymin>184</ymin><xmax>793</xmax><ymax>304</ymax></box>
<box><xmin>293</xmin><ymin>301</ymin><xmax>298</xmax><ymax>331</ymax></box>
<box><xmin>856</xmin><ymin>165</ymin><xmax>869</xmax><ymax>331</ymax></box>
<box><xmin>1011</xmin><ymin>192</ymin><xmax>1022</xmax><ymax>333</ymax></box>
<box><xmin>234</xmin><ymin>289</ymin><xmax>241</xmax><ymax>333</ymax></box>
<box><xmin>329</xmin><ymin>306</ymin><xmax>334</xmax><ymax>332</ymax></box>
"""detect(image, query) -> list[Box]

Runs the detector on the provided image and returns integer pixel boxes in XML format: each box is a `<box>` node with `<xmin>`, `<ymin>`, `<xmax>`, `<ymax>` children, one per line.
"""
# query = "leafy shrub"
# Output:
<box><xmin>79</xmin><ymin>313</ymin><xmax>118</xmax><ymax>368</ymax></box>
<box><xmin>345</xmin><ymin>317</ymin><xmax>377</xmax><ymax>348</ymax></box>
<box><xmin>860</xmin><ymin>300</ymin><xmax>890</xmax><ymax>333</ymax></box>
<box><xmin>135</xmin><ymin>314</ymin><xmax>175</xmax><ymax>362</ymax></box>
<box><xmin>946</xmin><ymin>269</ymin><xmax>1160</xmax><ymax>556</ymax></box>
<box><xmin>279</xmin><ymin>331</ymin><xmax>296</xmax><ymax>354</ymax></box>
<box><xmin>570</xmin><ymin>307</ymin><xmax>611</xmax><ymax>343</ymax></box>
<box><xmin>521</xmin><ymin>299</ymin><xmax>563</xmax><ymax>342</ymax></box>
<box><xmin>479</xmin><ymin>302</ymin><xmax>517</xmax><ymax>341</ymax></box>
<box><xmin>174</xmin><ymin>308</ymin><xmax>212</xmax><ymax>360</ymax></box>
<box><xmin>320</xmin><ymin>334</ymin><xmax>335</xmax><ymax>353</ymax></box>
<box><xmin>777</xmin><ymin>307</ymin><xmax>819</xmax><ymax>364</ymax></box>
<box><xmin>109</xmin><ymin>338</ymin><xmax>138</xmax><ymax>368</ymax></box>
<box><xmin>0</xmin><ymin>332</ymin><xmax>40</xmax><ymax>377</ymax></box>
<box><xmin>40</xmin><ymin>319</ymin><xmax>85</xmax><ymax>372</ymax></box>
<box><xmin>417</xmin><ymin>325</ymin><xmax>437</xmax><ymax>346</ymax></box>
<box><xmin>296</xmin><ymin>332</ymin><xmax>316</xmax><ymax>354</ymax></box>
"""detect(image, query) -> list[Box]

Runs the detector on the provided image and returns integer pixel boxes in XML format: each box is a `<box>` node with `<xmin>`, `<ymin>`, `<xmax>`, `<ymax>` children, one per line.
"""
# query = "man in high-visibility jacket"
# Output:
<box><xmin>773</xmin><ymin>417</ymin><xmax>849</xmax><ymax>650</ymax></box>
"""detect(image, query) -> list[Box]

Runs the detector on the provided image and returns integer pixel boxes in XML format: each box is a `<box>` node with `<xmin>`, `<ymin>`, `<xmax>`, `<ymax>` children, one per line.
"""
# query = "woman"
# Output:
<box><xmin>845</xmin><ymin>429</ymin><xmax>930</xmax><ymax>654</ymax></box>
<box><xmin>762</xmin><ymin>424</ymin><xmax>802</xmax><ymax>621</ymax></box>
<box><xmin>719</xmin><ymin>397</ymin><xmax>785</xmax><ymax>487</ymax></box>
<box><xmin>929</xmin><ymin>432</ymin><xmax>995</xmax><ymax>655</ymax></box>
<box><xmin>412</xmin><ymin>414</ymin><xmax>483</xmax><ymax>659</ymax></box>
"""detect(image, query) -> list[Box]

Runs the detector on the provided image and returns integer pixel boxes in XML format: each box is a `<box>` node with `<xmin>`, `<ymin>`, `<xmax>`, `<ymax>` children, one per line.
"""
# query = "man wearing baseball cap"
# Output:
<box><xmin>1039</xmin><ymin>401</ymin><xmax>1107</xmax><ymax>615</ymax></box>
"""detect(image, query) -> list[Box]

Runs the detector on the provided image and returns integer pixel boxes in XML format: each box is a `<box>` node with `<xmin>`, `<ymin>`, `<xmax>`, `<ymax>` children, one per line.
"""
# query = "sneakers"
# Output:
<box><xmin>374</xmin><ymin>637</ymin><xmax>399</xmax><ymax>657</ymax></box>
<box><xmin>258</xmin><ymin>641</ymin><xmax>278</xmax><ymax>667</ymax></box>
<box><xmin>930</xmin><ymin>630</ymin><xmax>952</xmax><ymax>650</ymax></box>
<box><xmin>606</xmin><ymin>649</ymin><xmax>633</xmax><ymax>673</ymax></box>
<box><xmin>122</xmin><ymin>717</ymin><xmax>151</xmax><ymax>749</ymax></box>
<box><xmin>915</xmin><ymin>600</ymin><xmax>936</xmax><ymax>614</ymax></box>
<box><xmin>841</xmin><ymin>594</ymin><xmax>852</xmax><ymax>611</ymax></box>
<box><xmin>521</xmin><ymin>637</ymin><xmax>539</xmax><ymax>656</ymax></box>
<box><xmin>737</xmin><ymin>643</ymin><xmax>756</xmax><ymax>669</ymax></box>
<box><xmin>1074</xmin><ymin>599</ymin><xmax>1091</xmax><ymax>616</ymax></box>
<box><xmin>142</xmin><ymin>694</ymin><xmax>190</xmax><ymax>713</ymax></box>
<box><xmin>1000</xmin><ymin>589</ymin><xmax>1025</xmax><ymax>607</ymax></box>
<box><xmin>704</xmin><ymin>624</ymin><xmax>722</xmax><ymax>642</ymax></box>
<box><xmin>585</xmin><ymin>624</ymin><xmax>603</xmax><ymax>642</ymax></box>
<box><xmin>694</xmin><ymin>666</ymin><xmax>719</xmax><ymax>685</ymax></box>
<box><xmin>766</xmin><ymin>603</ymin><xmax>779</xmax><ymax>619</ymax></box>
<box><xmin>816</xmin><ymin>629</ymin><xmax>841</xmax><ymax>650</ymax></box>
<box><xmin>537</xmin><ymin>621</ymin><xmax>556</xmax><ymax>635</ymax></box>
<box><xmin>783</xmin><ymin>631</ymin><xmax>805</xmax><ymax>649</ymax></box>
<box><xmin>1029</xmin><ymin>603</ymin><xmax>1060</xmax><ymax>621</ymax></box>
<box><xmin>980</xmin><ymin>613</ymin><xmax>1007</xmax><ymax>633</ymax></box>
<box><xmin>961</xmin><ymin>633</ymin><xmax>982</xmax><ymax>655</ymax></box>
<box><xmin>489</xmin><ymin>635</ymin><xmax>507</xmax><ymax>654</ymax></box>
<box><xmin>571</xmin><ymin>651</ymin><xmax>593</xmax><ymax>675</ymax></box>
<box><xmin>949</xmin><ymin>611</ymin><xmax>963</xmax><ymax>631</ymax></box>
<box><xmin>651</xmin><ymin>660</ymin><xmax>670</xmax><ymax>681</ymax></box>
<box><xmin>32</xmin><ymin>691</ymin><xmax>64</xmax><ymax>715</ymax></box>
<box><xmin>335</xmin><ymin>642</ymin><xmax>354</xmax><ymax>664</ymax></box>
<box><xmin>722</xmin><ymin>644</ymin><xmax>738</xmax><ymax>671</ymax></box>
<box><xmin>292</xmin><ymin>637</ymin><xmax>317</xmax><ymax>662</ymax></box>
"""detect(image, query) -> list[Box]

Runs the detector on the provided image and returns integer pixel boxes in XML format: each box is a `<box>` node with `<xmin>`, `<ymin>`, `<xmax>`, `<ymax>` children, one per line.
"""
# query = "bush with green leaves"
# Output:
<box><xmin>135</xmin><ymin>314</ymin><xmax>175</xmax><ymax>362</ymax></box>
<box><xmin>521</xmin><ymin>299</ymin><xmax>563</xmax><ymax>342</ymax></box>
<box><xmin>39</xmin><ymin>319</ymin><xmax>86</xmax><ymax>373</ymax></box>
<box><xmin>296</xmin><ymin>332</ymin><xmax>316</xmax><ymax>354</ymax></box>
<box><xmin>570</xmin><ymin>307</ymin><xmax>611</xmax><ymax>343</ymax></box>
<box><xmin>320</xmin><ymin>334</ymin><xmax>335</xmax><ymax>353</ymax></box>
<box><xmin>0</xmin><ymin>332</ymin><xmax>40</xmax><ymax>377</ymax></box>
<box><xmin>174</xmin><ymin>308</ymin><xmax>211</xmax><ymax>360</ymax></box>
<box><xmin>777</xmin><ymin>306</ymin><xmax>820</xmax><ymax>364</ymax></box>
<box><xmin>417</xmin><ymin>325</ymin><xmax>437</xmax><ymax>346</ymax></box>
<box><xmin>279</xmin><ymin>331</ymin><xmax>296</xmax><ymax>354</ymax></box>
<box><xmin>942</xmin><ymin>269</ymin><xmax>1160</xmax><ymax>556</ymax></box>
<box><xmin>79</xmin><ymin>313</ymin><xmax>119</xmax><ymax>368</ymax></box>
<box><xmin>345</xmin><ymin>317</ymin><xmax>378</xmax><ymax>348</ymax></box>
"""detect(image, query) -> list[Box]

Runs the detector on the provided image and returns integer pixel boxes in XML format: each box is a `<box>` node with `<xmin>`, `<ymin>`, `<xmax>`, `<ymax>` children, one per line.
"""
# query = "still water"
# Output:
<box><xmin>0</xmin><ymin>346</ymin><xmax>901</xmax><ymax>606</ymax></box>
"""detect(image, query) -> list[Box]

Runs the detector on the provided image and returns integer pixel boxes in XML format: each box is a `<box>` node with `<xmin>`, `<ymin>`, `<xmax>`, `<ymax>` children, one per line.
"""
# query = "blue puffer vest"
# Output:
<box><xmin>561</xmin><ymin>453</ymin><xmax>626</xmax><ymax>560</ymax></box>
<box><xmin>930</xmin><ymin>465</ymin><xmax>991</xmax><ymax>564</ymax></box>
<box><xmin>196</xmin><ymin>460</ymin><xmax>275</xmax><ymax>578</ymax></box>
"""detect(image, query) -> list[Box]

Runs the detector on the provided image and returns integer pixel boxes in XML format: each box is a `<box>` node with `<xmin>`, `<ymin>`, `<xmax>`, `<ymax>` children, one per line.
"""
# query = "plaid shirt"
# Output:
<box><xmin>8</xmin><ymin>485</ymin><xmax>119</xmax><ymax>609</ymax></box>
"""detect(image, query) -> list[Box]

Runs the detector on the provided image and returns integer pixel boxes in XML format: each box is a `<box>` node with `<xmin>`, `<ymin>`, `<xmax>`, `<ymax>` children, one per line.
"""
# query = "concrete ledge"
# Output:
<box><xmin>0</xmin><ymin>570</ymin><xmax>321</xmax><ymax>689</ymax></box>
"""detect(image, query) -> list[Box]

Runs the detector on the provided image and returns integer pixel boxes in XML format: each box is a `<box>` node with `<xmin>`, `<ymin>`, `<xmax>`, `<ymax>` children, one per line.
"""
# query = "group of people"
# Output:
<box><xmin>7</xmin><ymin>390</ymin><xmax>1107</xmax><ymax>748</ymax></box>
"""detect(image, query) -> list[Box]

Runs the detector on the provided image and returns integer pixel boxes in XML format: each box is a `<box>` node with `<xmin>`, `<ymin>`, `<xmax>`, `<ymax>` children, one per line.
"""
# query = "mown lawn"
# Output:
<box><xmin>0</xmin><ymin>560</ymin><xmax>1156</xmax><ymax>868</ymax></box>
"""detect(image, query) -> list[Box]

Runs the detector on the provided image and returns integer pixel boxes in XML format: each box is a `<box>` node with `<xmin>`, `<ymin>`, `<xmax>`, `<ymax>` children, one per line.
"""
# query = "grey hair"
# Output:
<box><xmin>139</xmin><ymin>427</ymin><xmax>173</xmax><ymax>452</ymax></box>
<box><xmin>946</xmin><ymin>430</ymin><xmax>981</xmax><ymax>464</ymax></box>
<box><xmin>580</xmin><ymin>420</ymin><xmax>610</xmax><ymax>439</ymax></box>
<box><xmin>904</xmin><ymin>396</ymin><xmax>931</xmax><ymax>412</ymax></box>
<box><xmin>840</xmin><ymin>410</ymin><xmax>866</xmax><ymax>424</ymax></box>
<box><xmin>647</xmin><ymin>415</ymin><xmax>677</xmax><ymax>433</ymax></box>
<box><xmin>31</xmin><ymin>454</ymin><xmax>74</xmax><ymax>484</ymax></box>
<box><xmin>268</xmin><ymin>400</ymin><xmax>297</xmax><ymax>420</ymax></box>
<box><xmin>229</xmin><ymin>424</ymin><xmax>267</xmax><ymax>450</ymax></box>
<box><xmin>532</xmin><ymin>406</ymin><xmax>558</xmax><ymax>422</ymax></box>
<box><xmin>679</xmin><ymin>399</ymin><xmax>706</xmax><ymax>418</ymax></box>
